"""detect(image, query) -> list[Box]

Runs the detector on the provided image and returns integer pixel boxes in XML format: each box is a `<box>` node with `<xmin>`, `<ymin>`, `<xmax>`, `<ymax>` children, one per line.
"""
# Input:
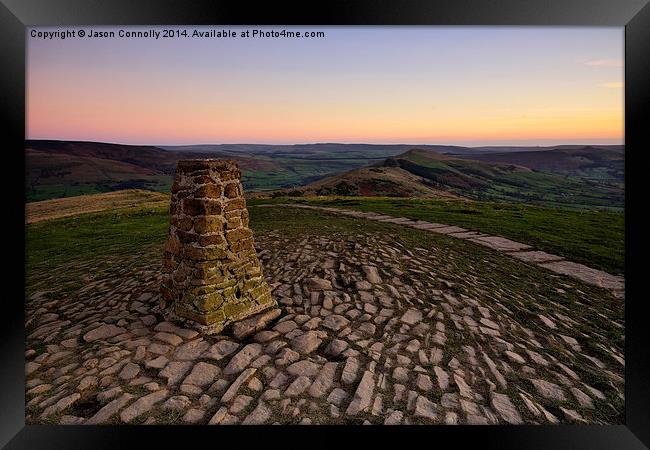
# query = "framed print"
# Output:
<box><xmin>1</xmin><ymin>0</ymin><xmax>649</xmax><ymax>448</ymax></box>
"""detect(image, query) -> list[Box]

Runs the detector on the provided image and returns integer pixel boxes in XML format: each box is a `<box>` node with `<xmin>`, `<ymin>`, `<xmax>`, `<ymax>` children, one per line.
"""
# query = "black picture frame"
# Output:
<box><xmin>2</xmin><ymin>0</ymin><xmax>648</xmax><ymax>448</ymax></box>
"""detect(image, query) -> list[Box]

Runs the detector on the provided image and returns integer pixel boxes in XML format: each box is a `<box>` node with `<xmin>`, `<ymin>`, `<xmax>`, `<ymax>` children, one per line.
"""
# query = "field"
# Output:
<box><xmin>250</xmin><ymin>196</ymin><xmax>624</xmax><ymax>275</ymax></box>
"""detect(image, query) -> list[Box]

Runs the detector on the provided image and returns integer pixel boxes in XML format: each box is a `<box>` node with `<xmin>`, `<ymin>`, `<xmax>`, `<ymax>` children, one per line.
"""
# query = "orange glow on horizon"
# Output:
<box><xmin>26</xmin><ymin>27</ymin><xmax>624</xmax><ymax>146</ymax></box>
<box><xmin>27</xmin><ymin>97</ymin><xmax>623</xmax><ymax>145</ymax></box>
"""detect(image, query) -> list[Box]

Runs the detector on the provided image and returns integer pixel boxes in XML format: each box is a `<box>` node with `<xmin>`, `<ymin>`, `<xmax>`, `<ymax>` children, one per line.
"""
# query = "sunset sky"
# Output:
<box><xmin>27</xmin><ymin>26</ymin><xmax>624</xmax><ymax>146</ymax></box>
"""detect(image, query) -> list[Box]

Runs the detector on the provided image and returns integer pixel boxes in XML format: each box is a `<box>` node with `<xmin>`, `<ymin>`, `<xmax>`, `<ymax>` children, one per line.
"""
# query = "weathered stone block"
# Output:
<box><xmin>171</xmin><ymin>216</ymin><xmax>193</xmax><ymax>232</ymax></box>
<box><xmin>183</xmin><ymin>198</ymin><xmax>222</xmax><ymax>216</ymax></box>
<box><xmin>224</xmin><ymin>198</ymin><xmax>246</xmax><ymax>212</ymax></box>
<box><xmin>226</xmin><ymin>228</ymin><xmax>252</xmax><ymax>243</ymax></box>
<box><xmin>198</xmin><ymin>234</ymin><xmax>225</xmax><ymax>247</ymax></box>
<box><xmin>195</xmin><ymin>184</ymin><xmax>223</xmax><ymax>198</ymax></box>
<box><xmin>224</xmin><ymin>183</ymin><xmax>240</xmax><ymax>198</ymax></box>
<box><xmin>176</xmin><ymin>230</ymin><xmax>199</xmax><ymax>244</ymax></box>
<box><xmin>193</xmin><ymin>292</ymin><xmax>224</xmax><ymax>313</ymax></box>
<box><xmin>193</xmin><ymin>216</ymin><xmax>225</xmax><ymax>234</ymax></box>
<box><xmin>226</xmin><ymin>218</ymin><xmax>242</xmax><ymax>230</ymax></box>
<box><xmin>231</xmin><ymin>238</ymin><xmax>254</xmax><ymax>253</ymax></box>
<box><xmin>184</xmin><ymin>245</ymin><xmax>227</xmax><ymax>261</ymax></box>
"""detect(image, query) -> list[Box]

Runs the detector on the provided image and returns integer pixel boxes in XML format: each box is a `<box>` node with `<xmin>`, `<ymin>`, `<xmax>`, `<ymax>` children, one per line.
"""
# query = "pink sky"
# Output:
<box><xmin>27</xmin><ymin>26</ymin><xmax>624</xmax><ymax>146</ymax></box>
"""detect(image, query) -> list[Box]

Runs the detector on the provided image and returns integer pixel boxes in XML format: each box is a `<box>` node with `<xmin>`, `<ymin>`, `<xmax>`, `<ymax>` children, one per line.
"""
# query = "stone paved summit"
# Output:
<box><xmin>24</xmin><ymin>161</ymin><xmax>624</xmax><ymax>425</ymax></box>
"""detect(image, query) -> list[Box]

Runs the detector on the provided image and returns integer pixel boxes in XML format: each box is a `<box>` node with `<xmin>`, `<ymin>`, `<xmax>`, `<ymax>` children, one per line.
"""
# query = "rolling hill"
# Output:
<box><xmin>285</xmin><ymin>148</ymin><xmax>624</xmax><ymax>209</ymax></box>
<box><xmin>26</xmin><ymin>140</ymin><xmax>204</xmax><ymax>201</ymax></box>
<box><xmin>25</xmin><ymin>140</ymin><xmax>624</xmax><ymax>208</ymax></box>
<box><xmin>280</xmin><ymin>164</ymin><xmax>464</xmax><ymax>199</ymax></box>
<box><xmin>26</xmin><ymin>140</ymin><xmax>414</xmax><ymax>201</ymax></box>
<box><xmin>459</xmin><ymin>146</ymin><xmax>624</xmax><ymax>185</ymax></box>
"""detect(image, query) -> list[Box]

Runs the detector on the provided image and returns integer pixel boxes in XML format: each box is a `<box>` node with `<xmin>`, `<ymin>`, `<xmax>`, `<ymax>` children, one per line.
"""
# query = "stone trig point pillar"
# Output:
<box><xmin>160</xmin><ymin>159</ymin><xmax>277</xmax><ymax>335</ymax></box>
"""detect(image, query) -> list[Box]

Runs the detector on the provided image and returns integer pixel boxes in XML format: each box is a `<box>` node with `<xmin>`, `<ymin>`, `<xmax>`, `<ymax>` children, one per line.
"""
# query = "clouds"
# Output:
<box><xmin>584</xmin><ymin>59</ymin><xmax>623</xmax><ymax>68</ymax></box>
<box><xmin>583</xmin><ymin>59</ymin><xmax>623</xmax><ymax>89</ymax></box>
<box><xmin>601</xmin><ymin>82</ymin><xmax>624</xmax><ymax>88</ymax></box>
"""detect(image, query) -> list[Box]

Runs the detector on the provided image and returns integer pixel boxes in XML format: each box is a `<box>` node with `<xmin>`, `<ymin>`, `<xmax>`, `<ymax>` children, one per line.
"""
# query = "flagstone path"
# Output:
<box><xmin>269</xmin><ymin>204</ymin><xmax>625</xmax><ymax>298</ymax></box>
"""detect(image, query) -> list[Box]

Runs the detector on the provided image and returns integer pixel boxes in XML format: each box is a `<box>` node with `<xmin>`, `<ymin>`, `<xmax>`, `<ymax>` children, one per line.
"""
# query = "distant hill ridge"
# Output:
<box><xmin>458</xmin><ymin>145</ymin><xmax>624</xmax><ymax>172</ymax></box>
<box><xmin>283</xmin><ymin>147</ymin><xmax>624</xmax><ymax>209</ymax></box>
<box><xmin>25</xmin><ymin>139</ymin><xmax>623</xmax><ymax>208</ymax></box>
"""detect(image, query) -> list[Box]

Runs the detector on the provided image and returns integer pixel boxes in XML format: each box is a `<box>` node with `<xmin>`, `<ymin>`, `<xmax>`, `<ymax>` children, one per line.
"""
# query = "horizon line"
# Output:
<box><xmin>25</xmin><ymin>137</ymin><xmax>625</xmax><ymax>148</ymax></box>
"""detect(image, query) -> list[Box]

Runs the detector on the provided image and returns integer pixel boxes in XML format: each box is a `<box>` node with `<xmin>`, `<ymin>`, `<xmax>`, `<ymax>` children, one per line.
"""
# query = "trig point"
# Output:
<box><xmin>160</xmin><ymin>159</ymin><xmax>276</xmax><ymax>334</ymax></box>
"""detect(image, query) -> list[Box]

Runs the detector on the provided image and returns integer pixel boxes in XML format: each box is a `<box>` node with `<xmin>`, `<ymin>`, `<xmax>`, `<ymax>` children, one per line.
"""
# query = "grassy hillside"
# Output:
<box><xmin>388</xmin><ymin>149</ymin><xmax>623</xmax><ymax>209</ymax></box>
<box><xmin>286</xmin><ymin>148</ymin><xmax>624</xmax><ymax>210</ymax></box>
<box><xmin>26</xmin><ymin>205</ymin><xmax>169</xmax><ymax>297</ymax></box>
<box><xmin>25</xmin><ymin>148</ymin><xmax>172</xmax><ymax>202</ymax></box>
<box><xmin>26</xmin><ymin>140</ymin><xmax>624</xmax><ymax>205</ymax></box>
<box><xmin>239</xmin><ymin>156</ymin><xmax>386</xmax><ymax>191</ymax></box>
<box><xmin>270</xmin><ymin>165</ymin><xmax>464</xmax><ymax>199</ymax></box>
<box><xmin>26</xmin><ymin>140</ymin><xmax>411</xmax><ymax>201</ymax></box>
<box><xmin>26</xmin><ymin>141</ymin><xmax>184</xmax><ymax>202</ymax></box>
<box><xmin>462</xmin><ymin>146</ymin><xmax>624</xmax><ymax>179</ymax></box>
<box><xmin>26</xmin><ymin>189</ymin><xmax>169</xmax><ymax>224</ymax></box>
<box><xmin>251</xmin><ymin>196</ymin><xmax>624</xmax><ymax>275</ymax></box>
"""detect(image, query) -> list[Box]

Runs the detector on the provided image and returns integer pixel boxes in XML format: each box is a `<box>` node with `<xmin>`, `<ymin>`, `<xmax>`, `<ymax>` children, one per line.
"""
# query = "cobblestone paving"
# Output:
<box><xmin>25</xmin><ymin>207</ymin><xmax>624</xmax><ymax>425</ymax></box>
